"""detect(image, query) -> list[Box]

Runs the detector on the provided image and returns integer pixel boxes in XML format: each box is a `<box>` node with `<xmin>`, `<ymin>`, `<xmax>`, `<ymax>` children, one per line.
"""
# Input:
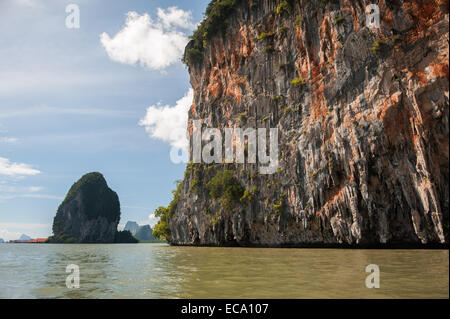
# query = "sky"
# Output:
<box><xmin>0</xmin><ymin>0</ymin><xmax>210</xmax><ymax>240</ymax></box>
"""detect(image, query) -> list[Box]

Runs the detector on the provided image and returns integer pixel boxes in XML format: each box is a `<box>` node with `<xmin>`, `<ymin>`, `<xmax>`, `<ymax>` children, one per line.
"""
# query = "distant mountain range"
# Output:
<box><xmin>124</xmin><ymin>221</ymin><xmax>155</xmax><ymax>241</ymax></box>
<box><xmin>19</xmin><ymin>234</ymin><xmax>31</xmax><ymax>241</ymax></box>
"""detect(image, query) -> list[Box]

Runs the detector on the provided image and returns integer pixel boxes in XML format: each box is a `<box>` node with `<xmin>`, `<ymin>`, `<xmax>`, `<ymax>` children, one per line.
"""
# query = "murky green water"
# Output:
<box><xmin>0</xmin><ymin>244</ymin><xmax>447</xmax><ymax>299</ymax></box>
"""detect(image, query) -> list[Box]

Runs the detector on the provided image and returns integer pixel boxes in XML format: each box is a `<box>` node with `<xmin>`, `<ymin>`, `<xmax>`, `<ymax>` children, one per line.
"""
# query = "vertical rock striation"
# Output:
<box><xmin>169</xmin><ymin>0</ymin><xmax>449</xmax><ymax>247</ymax></box>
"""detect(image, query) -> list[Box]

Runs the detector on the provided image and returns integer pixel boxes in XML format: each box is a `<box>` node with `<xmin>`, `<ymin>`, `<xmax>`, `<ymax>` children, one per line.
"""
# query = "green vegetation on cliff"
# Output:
<box><xmin>152</xmin><ymin>180</ymin><xmax>183</xmax><ymax>240</ymax></box>
<box><xmin>58</xmin><ymin>172</ymin><xmax>120</xmax><ymax>222</ymax></box>
<box><xmin>61</xmin><ymin>172</ymin><xmax>104</xmax><ymax>205</ymax></box>
<box><xmin>152</xmin><ymin>169</ymin><xmax>244</xmax><ymax>239</ymax></box>
<box><xmin>183</xmin><ymin>0</ymin><xmax>238</xmax><ymax>64</ymax></box>
<box><xmin>184</xmin><ymin>0</ymin><xmax>298</xmax><ymax>65</ymax></box>
<box><xmin>46</xmin><ymin>233</ymin><xmax>77</xmax><ymax>243</ymax></box>
<box><xmin>51</xmin><ymin>172</ymin><xmax>124</xmax><ymax>244</ymax></box>
<box><xmin>207</xmin><ymin>170</ymin><xmax>244</xmax><ymax>210</ymax></box>
<box><xmin>115</xmin><ymin>230</ymin><xmax>139</xmax><ymax>243</ymax></box>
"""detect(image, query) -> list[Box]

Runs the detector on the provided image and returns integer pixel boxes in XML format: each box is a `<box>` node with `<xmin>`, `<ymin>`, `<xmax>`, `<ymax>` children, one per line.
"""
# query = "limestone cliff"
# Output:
<box><xmin>166</xmin><ymin>0</ymin><xmax>449</xmax><ymax>247</ymax></box>
<box><xmin>124</xmin><ymin>221</ymin><xmax>140</xmax><ymax>235</ymax></box>
<box><xmin>50</xmin><ymin>172</ymin><xmax>122</xmax><ymax>243</ymax></box>
<box><xmin>124</xmin><ymin>221</ymin><xmax>156</xmax><ymax>240</ymax></box>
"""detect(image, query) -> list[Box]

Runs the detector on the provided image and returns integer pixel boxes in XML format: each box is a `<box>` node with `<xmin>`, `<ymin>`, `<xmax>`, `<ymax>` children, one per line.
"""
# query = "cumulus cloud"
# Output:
<box><xmin>27</xmin><ymin>186</ymin><xmax>43</xmax><ymax>192</ymax></box>
<box><xmin>148</xmin><ymin>213</ymin><xmax>159</xmax><ymax>228</ymax></box>
<box><xmin>12</xmin><ymin>0</ymin><xmax>36</xmax><ymax>6</ymax></box>
<box><xmin>139</xmin><ymin>89</ymin><xmax>193</xmax><ymax>150</ymax></box>
<box><xmin>0</xmin><ymin>229</ymin><xmax>21</xmax><ymax>241</ymax></box>
<box><xmin>100</xmin><ymin>7</ymin><xmax>195</xmax><ymax>70</ymax></box>
<box><xmin>0</xmin><ymin>124</ymin><xmax>18</xmax><ymax>144</ymax></box>
<box><xmin>157</xmin><ymin>7</ymin><xmax>196</xmax><ymax>30</ymax></box>
<box><xmin>0</xmin><ymin>185</ymin><xmax>42</xmax><ymax>193</ymax></box>
<box><xmin>0</xmin><ymin>157</ymin><xmax>41</xmax><ymax>177</ymax></box>
<box><xmin>0</xmin><ymin>137</ymin><xmax>18</xmax><ymax>143</ymax></box>
<box><xmin>0</xmin><ymin>222</ymin><xmax>52</xmax><ymax>241</ymax></box>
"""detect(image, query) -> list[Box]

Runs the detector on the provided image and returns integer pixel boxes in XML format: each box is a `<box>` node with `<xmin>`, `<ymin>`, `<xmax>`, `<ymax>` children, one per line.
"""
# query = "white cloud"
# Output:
<box><xmin>14</xmin><ymin>194</ymin><xmax>62</xmax><ymax>200</ymax></box>
<box><xmin>0</xmin><ymin>185</ymin><xmax>42</xmax><ymax>193</ymax></box>
<box><xmin>100</xmin><ymin>8</ymin><xmax>194</xmax><ymax>70</ymax></box>
<box><xmin>0</xmin><ymin>172</ymin><xmax>58</xmax><ymax>204</ymax></box>
<box><xmin>157</xmin><ymin>7</ymin><xmax>196</xmax><ymax>30</ymax></box>
<box><xmin>0</xmin><ymin>229</ymin><xmax>21</xmax><ymax>241</ymax></box>
<box><xmin>139</xmin><ymin>89</ymin><xmax>193</xmax><ymax>150</ymax></box>
<box><xmin>0</xmin><ymin>157</ymin><xmax>41</xmax><ymax>177</ymax></box>
<box><xmin>0</xmin><ymin>105</ymin><xmax>137</xmax><ymax>119</ymax></box>
<box><xmin>28</xmin><ymin>186</ymin><xmax>43</xmax><ymax>192</ymax></box>
<box><xmin>0</xmin><ymin>222</ymin><xmax>52</xmax><ymax>241</ymax></box>
<box><xmin>12</xmin><ymin>0</ymin><xmax>36</xmax><ymax>7</ymax></box>
<box><xmin>147</xmin><ymin>213</ymin><xmax>159</xmax><ymax>228</ymax></box>
<box><xmin>0</xmin><ymin>137</ymin><xmax>18</xmax><ymax>143</ymax></box>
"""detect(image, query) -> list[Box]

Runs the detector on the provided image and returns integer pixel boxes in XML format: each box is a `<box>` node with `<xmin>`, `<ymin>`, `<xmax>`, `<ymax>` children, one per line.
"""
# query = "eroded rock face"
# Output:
<box><xmin>124</xmin><ymin>221</ymin><xmax>140</xmax><ymax>235</ymax></box>
<box><xmin>51</xmin><ymin>172</ymin><xmax>121</xmax><ymax>243</ymax></box>
<box><xmin>124</xmin><ymin>221</ymin><xmax>155</xmax><ymax>240</ymax></box>
<box><xmin>170</xmin><ymin>0</ymin><xmax>449</xmax><ymax>247</ymax></box>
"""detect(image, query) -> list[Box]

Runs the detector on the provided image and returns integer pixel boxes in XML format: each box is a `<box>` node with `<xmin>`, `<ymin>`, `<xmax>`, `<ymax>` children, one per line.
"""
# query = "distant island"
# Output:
<box><xmin>124</xmin><ymin>221</ymin><xmax>156</xmax><ymax>241</ymax></box>
<box><xmin>3</xmin><ymin>234</ymin><xmax>47</xmax><ymax>244</ymax></box>
<box><xmin>19</xmin><ymin>234</ymin><xmax>31</xmax><ymax>241</ymax></box>
<box><xmin>47</xmin><ymin>172</ymin><xmax>137</xmax><ymax>244</ymax></box>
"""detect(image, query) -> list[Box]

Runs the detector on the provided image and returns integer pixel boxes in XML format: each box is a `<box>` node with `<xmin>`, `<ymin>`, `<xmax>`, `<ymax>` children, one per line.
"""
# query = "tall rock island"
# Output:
<box><xmin>124</xmin><ymin>221</ymin><xmax>156</xmax><ymax>240</ymax></box>
<box><xmin>49</xmin><ymin>172</ymin><xmax>136</xmax><ymax>243</ymax></box>
<box><xmin>155</xmin><ymin>0</ymin><xmax>449</xmax><ymax>247</ymax></box>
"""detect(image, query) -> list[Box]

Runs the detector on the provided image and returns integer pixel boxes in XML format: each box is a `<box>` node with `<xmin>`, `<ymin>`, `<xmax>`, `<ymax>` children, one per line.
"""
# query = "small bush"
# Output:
<box><xmin>240</xmin><ymin>186</ymin><xmax>258</xmax><ymax>203</ymax></box>
<box><xmin>190</xmin><ymin>166</ymin><xmax>201</xmax><ymax>194</ymax></box>
<box><xmin>370</xmin><ymin>39</ymin><xmax>387</xmax><ymax>54</ymax></box>
<box><xmin>185</xmin><ymin>0</ymin><xmax>238</xmax><ymax>60</ymax></box>
<box><xmin>47</xmin><ymin>233</ymin><xmax>77</xmax><ymax>243</ymax></box>
<box><xmin>276</xmin><ymin>0</ymin><xmax>292</xmax><ymax>15</ymax></box>
<box><xmin>278</xmin><ymin>25</ymin><xmax>288</xmax><ymax>36</ymax></box>
<box><xmin>210</xmin><ymin>212</ymin><xmax>220</xmax><ymax>225</ymax></box>
<box><xmin>207</xmin><ymin>170</ymin><xmax>244</xmax><ymax>210</ymax></box>
<box><xmin>334</xmin><ymin>16</ymin><xmax>344</xmax><ymax>24</ymax></box>
<box><xmin>184</xmin><ymin>48</ymin><xmax>203</xmax><ymax>65</ymax></box>
<box><xmin>290</xmin><ymin>77</ymin><xmax>305</xmax><ymax>86</ymax></box>
<box><xmin>283</xmin><ymin>105</ymin><xmax>292</xmax><ymax>114</ymax></box>
<box><xmin>271</xmin><ymin>95</ymin><xmax>282</xmax><ymax>102</ymax></box>
<box><xmin>258</xmin><ymin>32</ymin><xmax>275</xmax><ymax>41</ymax></box>
<box><xmin>264</xmin><ymin>45</ymin><xmax>274</xmax><ymax>53</ymax></box>
<box><xmin>238</xmin><ymin>113</ymin><xmax>248</xmax><ymax>122</ymax></box>
<box><xmin>152</xmin><ymin>180</ymin><xmax>183</xmax><ymax>240</ymax></box>
<box><xmin>393</xmin><ymin>34</ymin><xmax>403</xmax><ymax>43</ymax></box>
<box><xmin>274</xmin><ymin>194</ymin><xmax>287</xmax><ymax>216</ymax></box>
